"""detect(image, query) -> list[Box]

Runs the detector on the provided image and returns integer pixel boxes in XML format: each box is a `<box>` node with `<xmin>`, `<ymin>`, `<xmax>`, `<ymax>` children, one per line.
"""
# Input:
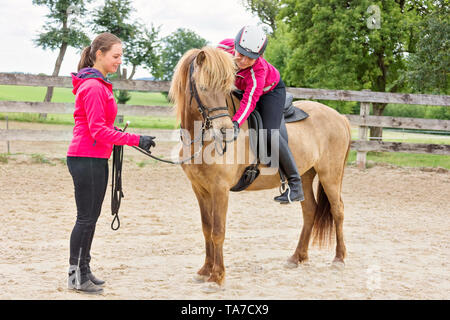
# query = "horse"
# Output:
<box><xmin>169</xmin><ymin>46</ymin><xmax>352</xmax><ymax>290</ymax></box>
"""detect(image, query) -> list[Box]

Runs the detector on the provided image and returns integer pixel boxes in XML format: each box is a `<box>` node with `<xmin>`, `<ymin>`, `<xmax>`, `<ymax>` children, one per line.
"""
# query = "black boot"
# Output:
<box><xmin>274</xmin><ymin>136</ymin><xmax>305</xmax><ymax>203</ymax></box>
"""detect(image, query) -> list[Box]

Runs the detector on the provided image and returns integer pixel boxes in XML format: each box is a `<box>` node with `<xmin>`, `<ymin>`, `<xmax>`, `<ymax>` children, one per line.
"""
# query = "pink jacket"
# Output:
<box><xmin>217</xmin><ymin>38</ymin><xmax>280</xmax><ymax>126</ymax></box>
<box><xmin>67</xmin><ymin>68</ymin><xmax>140</xmax><ymax>158</ymax></box>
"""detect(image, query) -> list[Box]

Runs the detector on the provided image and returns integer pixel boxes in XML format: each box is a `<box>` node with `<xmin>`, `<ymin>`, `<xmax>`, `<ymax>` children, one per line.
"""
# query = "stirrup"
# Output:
<box><xmin>277</xmin><ymin>180</ymin><xmax>293</xmax><ymax>204</ymax></box>
<box><xmin>279</xmin><ymin>177</ymin><xmax>288</xmax><ymax>195</ymax></box>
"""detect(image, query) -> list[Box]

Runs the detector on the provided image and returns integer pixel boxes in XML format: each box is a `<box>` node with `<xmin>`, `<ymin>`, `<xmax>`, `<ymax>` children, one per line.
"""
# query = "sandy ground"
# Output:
<box><xmin>0</xmin><ymin>122</ymin><xmax>449</xmax><ymax>300</ymax></box>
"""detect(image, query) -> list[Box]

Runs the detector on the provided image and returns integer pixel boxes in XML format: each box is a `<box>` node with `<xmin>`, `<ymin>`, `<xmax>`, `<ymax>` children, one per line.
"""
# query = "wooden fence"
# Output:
<box><xmin>1</xmin><ymin>73</ymin><xmax>449</xmax><ymax>169</ymax></box>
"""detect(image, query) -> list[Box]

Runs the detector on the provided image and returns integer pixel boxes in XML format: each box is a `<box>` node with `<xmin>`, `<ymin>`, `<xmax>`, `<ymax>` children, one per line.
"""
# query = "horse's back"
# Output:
<box><xmin>288</xmin><ymin>100</ymin><xmax>351</xmax><ymax>174</ymax></box>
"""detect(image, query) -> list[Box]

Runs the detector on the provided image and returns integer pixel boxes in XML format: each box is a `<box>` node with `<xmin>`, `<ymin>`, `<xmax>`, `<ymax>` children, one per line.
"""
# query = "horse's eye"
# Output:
<box><xmin>199</xmin><ymin>86</ymin><xmax>207</xmax><ymax>92</ymax></box>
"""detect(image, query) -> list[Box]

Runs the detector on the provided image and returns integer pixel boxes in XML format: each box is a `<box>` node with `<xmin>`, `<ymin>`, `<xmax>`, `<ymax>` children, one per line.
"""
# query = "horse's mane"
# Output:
<box><xmin>169</xmin><ymin>46</ymin><xmax>236</xmax><ymax>123</ymax></box>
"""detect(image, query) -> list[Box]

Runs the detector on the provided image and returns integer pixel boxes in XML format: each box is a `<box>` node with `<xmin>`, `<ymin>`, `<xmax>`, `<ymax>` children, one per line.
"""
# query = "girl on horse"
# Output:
<box><xmin>66</xmin><ymin>32</ymin><xmax>156</xmax><ymax>294</ymax></box>
<box><xmin>218</xmin><ymin>25</ymin><xmax>304</xmax><ymax>204</ymax></box>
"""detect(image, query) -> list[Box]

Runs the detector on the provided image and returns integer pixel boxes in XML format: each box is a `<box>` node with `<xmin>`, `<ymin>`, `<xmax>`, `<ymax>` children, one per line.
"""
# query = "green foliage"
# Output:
<box><xmin>91</xmin><ymin>0</ymin><xmax>136</xmax><ymax>42</ymax></box>
<box><xmin>114</xmin><ymin>89</ymin><xmax>131</xmax><ymax>104</ymax></box>
<box><xmin>279</xmin><ymin>0</ymin><xmax>422</xmax><ymax>93</ymax></box>
<box><xmin>91</xmin><ymin>0</ymin><xmax>161</xmax><ymax>79</ymax></box>
<box><xmin>32</xmin><ymin>0</ymin><xmax>91</xmax><ymax>50</ymax></box>
<box><xmin>264</xmin><ymin>22</ymin><xmax>293</xmax><ymax>80</ymax></box>
<box><xmin>241</xmin><ymin>0</ymin><xmax>282</xmax><ymax>34</ymax></box>
<box><xmin>157</xmin><ymin>28</ymin><xmax>209</xmax><ymax>81</ymax></box>
<box><xmin>405</xmin><ymin>2</ymin><xmax>449</xmax><ymax>94</ymax></box>
<box><xmin>383</xmin><ymin>104</ymin><xmax>450</xmax><ymax>120</ymax></box>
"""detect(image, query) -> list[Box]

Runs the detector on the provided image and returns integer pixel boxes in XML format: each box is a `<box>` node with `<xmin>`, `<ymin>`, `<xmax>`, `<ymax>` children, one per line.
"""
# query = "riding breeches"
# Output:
<box><xmin>67</xmin><ymin>156</ymin><xmax>108</xmax><ymax>275</ymax></box>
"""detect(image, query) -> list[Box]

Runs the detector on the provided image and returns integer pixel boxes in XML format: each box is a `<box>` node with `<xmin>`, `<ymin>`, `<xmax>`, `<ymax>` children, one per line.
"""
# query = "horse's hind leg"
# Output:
<box><xmin>191</xmin><ymin>184</ymin><xmax>214</xmax><ymax>282</ymax></box>
<box><xmin>287</xmin><ymin>168</ymin><xmax>317</xmax><ymax>267</ymax></box>
<box><xmin>317</xmin><ymin>170</ymin><xmax>346</xmax><ymax>265</ymax></box>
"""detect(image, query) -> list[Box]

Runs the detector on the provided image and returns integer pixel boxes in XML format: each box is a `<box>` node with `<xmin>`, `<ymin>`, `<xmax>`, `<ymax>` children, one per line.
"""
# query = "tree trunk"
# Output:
<box><xmin>370</xmin><ymin>49</ymin><xmax>388</xmax><ymax>141</ymax></box>
<box><xmin>369</xmin><ymin>102</ymin><xmax>387</xmax><ymax>141</ymax></box>
<box><xmin>41</xmin><ymin>42</ymin><xmax>68</xmax><ymax>119</ymax></box>
<box><xmin>129</xmin><ymin>64</ymin><xmax>136</xmax><ymax>80</ymax></box>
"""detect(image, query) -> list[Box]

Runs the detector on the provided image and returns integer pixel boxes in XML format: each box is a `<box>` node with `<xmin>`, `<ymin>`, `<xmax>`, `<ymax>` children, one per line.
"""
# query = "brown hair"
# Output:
<box><xmin>77</xmin><ymin>32</ymin><xmax>121</xmax><ymax>71</ymax></box>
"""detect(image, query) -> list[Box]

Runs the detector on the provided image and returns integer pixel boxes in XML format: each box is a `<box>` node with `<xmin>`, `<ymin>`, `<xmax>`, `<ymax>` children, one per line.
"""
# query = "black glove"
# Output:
<box><xmin>139</xmin><ymin>135</ymin><xmax>156</xmax><ymax>151</ymax></box>
<box><xmin>232</xmin><ymin>121</ymin><xmax>240</xmax><ymax>141</ymax></box>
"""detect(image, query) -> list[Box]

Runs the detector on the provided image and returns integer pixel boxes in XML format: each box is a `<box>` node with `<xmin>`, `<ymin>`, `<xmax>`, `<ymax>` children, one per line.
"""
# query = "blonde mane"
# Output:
<box><xmin>169</xmin><ymin>46</ymin><xmax>236</xmax><ymax>123</ymax></box>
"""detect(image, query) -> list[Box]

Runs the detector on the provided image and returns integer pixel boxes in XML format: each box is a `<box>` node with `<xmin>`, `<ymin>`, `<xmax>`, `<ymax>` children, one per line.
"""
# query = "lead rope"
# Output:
<box><xmin>110</xmin><ymin>122</ymin><xmax>129</xmax><ymax>231</ymax></box>
<box><xmin>111</xmin><ymin>142</ymin><xmax>124</xmax><ymax>230</ymax></box>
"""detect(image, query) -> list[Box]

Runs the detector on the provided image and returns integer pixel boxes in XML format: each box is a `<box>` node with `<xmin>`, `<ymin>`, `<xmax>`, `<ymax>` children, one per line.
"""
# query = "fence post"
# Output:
<box><xmin>356</xmin><ymin>102</ymin><xmax>370</xmax><ymax>169</ymax></box>
<box><xmin>6</xmin><ymin>116</ymin><xmax>10</xmax><ymax>154</ymax></box>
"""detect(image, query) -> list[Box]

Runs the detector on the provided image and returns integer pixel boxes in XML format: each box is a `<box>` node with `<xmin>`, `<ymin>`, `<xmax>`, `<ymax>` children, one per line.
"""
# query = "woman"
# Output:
<box><xmin>218</xmin><ymin>25</ymin><xmax>304</xmax><ymax>204</ymax></box>
<box><xmin>66</xmin><ymin>32</ymin><xmax>155</xmax><ymax>294</ymax></box>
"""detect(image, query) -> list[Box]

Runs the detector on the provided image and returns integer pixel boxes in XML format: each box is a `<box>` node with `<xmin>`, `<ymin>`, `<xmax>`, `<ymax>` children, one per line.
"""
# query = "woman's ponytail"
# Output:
<box><xmin>77</xmin><ymin>45</ymin><xmax>94</xmax><ymax>71</ymax></box>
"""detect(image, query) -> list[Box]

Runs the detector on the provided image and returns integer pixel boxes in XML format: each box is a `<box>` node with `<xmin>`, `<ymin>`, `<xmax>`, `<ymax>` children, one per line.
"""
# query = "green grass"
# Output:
<box><xmin>350</xmin><ymin>128</ymin><xmax>450</xmax><ymax>145</ymax></box>
<box><xmin>0</xmin><ymin>85</ymin><xmax>172</xmax><ymax>106</ymax></box>
<box><xmin>31</xmin><ymin>153</ymin><xmax>53</xmax><ymax>165</ymax></box>
<box><xmin>348</xmin><ymin>150</ymin><xmax>450</xmax><ymax>169</ymax></box>
<box><xmin>0</xmin><ymin>85</ymin><xmax>177</xmax><ymax>129</ymax></box>
<box><xmin>0</xmin><ymin>153</ymin><xmax>8</xmax><ymax>163</ymax></box>
<box><xmin>349</xmin><ymin>128</ymin><xmax>450</xmax><ymax>169</ymax></box>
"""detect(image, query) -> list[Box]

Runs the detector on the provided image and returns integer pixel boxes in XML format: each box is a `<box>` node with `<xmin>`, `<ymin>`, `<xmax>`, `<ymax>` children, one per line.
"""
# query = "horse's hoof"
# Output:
<box><xmin>331</xmin><ymin>259</ymin><xmax>345</xmax><ymax>270</ymax></box>
<box><xmin>192</xmin><ymin>274</ymin><xmax>209</xmax><ymax>283</ymax></box>
<box><xmin>201</xmin><ymin>282</ymin><xmax>224</xmax><ymax>294</ymax></box>
<box><xmin>284</xmin><ymin>260</ymin><xmax>299</xmax><ymax>269</ymax></box>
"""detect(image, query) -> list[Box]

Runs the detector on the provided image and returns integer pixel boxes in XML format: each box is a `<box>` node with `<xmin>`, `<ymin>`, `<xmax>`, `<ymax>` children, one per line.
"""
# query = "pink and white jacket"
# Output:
<box><xmin>67</xmin><ymin>68</ymin><xmax>140</xmax><ymax>159</ymax></box>
<box><xmin>217</xmin><ymin>38</ymin><xmax>280</xmax><ymax>127</ymax></box>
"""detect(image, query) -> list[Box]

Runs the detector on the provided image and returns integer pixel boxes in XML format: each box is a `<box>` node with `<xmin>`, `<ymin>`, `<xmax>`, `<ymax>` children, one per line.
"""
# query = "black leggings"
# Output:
<box><xmin>255</xmin><ymin>78</ymin><xmax>286</xmax><ymax>154</ymax></box>
<box><xmin>67</xmin><ymin>156</ymin><xmax>108</xmax><ymax>276</ymax></box>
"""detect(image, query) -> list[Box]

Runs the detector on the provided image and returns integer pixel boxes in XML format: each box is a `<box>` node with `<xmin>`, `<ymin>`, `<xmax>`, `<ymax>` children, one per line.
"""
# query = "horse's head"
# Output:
<box><xmin>170</xmin><ymin>46</ymin><xmax>236</xmax><ymax>134</ymax></box>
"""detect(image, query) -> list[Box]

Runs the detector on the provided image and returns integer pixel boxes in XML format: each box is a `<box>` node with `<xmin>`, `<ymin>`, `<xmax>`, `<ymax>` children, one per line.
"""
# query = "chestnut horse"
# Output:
<box><xmin>169</xmin><ymin>46</ymin><xmax>352</xmax><ymax>291</ymax></box>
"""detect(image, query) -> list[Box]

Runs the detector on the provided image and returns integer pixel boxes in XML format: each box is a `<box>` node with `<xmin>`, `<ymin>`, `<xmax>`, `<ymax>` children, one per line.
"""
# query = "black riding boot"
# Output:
<box><xmin>274</xmin><ymin>136</ymin><xmax>305</xmax><ymax>203</ymax></box>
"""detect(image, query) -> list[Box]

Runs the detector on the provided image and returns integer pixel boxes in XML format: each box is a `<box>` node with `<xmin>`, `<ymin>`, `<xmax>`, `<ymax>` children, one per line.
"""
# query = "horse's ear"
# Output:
<box><xmin>196</xmin><ymin>50</ymin><xmax>206</xmax><ymax>66</ymax></box>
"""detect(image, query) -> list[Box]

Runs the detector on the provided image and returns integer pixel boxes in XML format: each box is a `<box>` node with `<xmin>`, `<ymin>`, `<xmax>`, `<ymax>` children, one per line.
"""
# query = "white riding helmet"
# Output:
<box><xmin>234</xmin><ymin>25</ymin><xmax>268</xmax><ymax>59</ymax></box>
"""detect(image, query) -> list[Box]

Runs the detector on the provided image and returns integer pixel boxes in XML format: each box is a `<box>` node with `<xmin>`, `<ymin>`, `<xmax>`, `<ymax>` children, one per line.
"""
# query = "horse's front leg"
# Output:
<box><xmin>192</xmin><ymin>184</ymin><xmax>214</xmax><ymax>282</ymax></box>
<box><xmin>207</xmin><ymin>187</ymin><xmax>230</xmax><ymax>287</ymax></box>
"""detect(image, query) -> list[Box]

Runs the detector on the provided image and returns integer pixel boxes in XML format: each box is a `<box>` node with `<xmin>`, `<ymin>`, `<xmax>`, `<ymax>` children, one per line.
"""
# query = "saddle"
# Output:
<box><xmin>230</xmin><ymin>92</ymin><xmax>309</xmax><ymax>192</ymax></box>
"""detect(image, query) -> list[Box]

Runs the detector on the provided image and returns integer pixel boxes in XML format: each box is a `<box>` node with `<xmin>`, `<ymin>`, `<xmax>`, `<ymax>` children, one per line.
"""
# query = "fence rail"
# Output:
<box><xmin>1</xmin><ymin>73</ymin><xmax>449</xmax><ymax>168</ymax></box>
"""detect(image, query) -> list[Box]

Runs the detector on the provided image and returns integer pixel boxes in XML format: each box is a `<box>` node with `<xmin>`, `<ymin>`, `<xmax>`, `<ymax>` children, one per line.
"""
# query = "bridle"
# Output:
<box><xmin>188</xmin><ymin>57</ymin><xmax>231</xmax><ymax>131</ymax></box>
<box><xmin>180</xmin><ymin>56</ymin><xmax>235</xmax><ymax>156</ymax></box>
<box><xmin>132</xmin><ymin>55</ymin><xmax>234</xmax><ymax>165</ymax></box>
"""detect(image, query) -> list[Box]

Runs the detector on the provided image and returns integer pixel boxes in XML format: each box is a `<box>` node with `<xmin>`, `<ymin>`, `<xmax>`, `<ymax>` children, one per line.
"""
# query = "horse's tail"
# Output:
<box><xmin>312</xmin><ymin>181</ymin><xmax>334</xmax><ymax>248</ymax></box>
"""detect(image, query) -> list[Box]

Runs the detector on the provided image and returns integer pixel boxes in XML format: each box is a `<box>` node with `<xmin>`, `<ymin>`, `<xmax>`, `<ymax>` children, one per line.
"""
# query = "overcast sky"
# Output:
<box><xmin>0</xmin><ymin>0</ymin><xmax>260</xmax><ymax>78</ymax></box>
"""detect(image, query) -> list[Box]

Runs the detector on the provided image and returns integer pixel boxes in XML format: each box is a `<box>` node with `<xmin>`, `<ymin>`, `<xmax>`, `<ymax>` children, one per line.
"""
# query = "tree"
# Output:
<box><xmin>158</xmin><ymin>28</ymin><xmax>209</xmax><ymax>82</ymax></box>
<box><xmin>264</xmin><ymin>22</ymin><xmax>293</xmax><ymax>83</ymax></box>
<box><xmin>279</xmin><ymin>0</ymin><xmax>434</xmax><ymax>139</ymax></box>
<box><xmin>33</xmin><ymin>0</ymin><xmax>91</xmax><ymax>110</ymax></box>
<box><xmin>405</xmin><ymin>1</ymin><xmax>449</xmax><ymax>94</ymax></box>
<box><xmin>241</xmin><ymin>0</ymin><xmax>282</xmax><ymax>34</ymax></box>
<box><xmin>91</xmin><ymin>0</ymin><xmax>161</xmax><ymax>106</ymax></box>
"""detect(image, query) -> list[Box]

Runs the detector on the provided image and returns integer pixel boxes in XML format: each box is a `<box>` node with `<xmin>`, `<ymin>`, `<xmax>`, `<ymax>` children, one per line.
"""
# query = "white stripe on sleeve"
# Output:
<box><xmin>217</xmin><ymin>44</ymin><xmax>232</xmax><ymax>49</ymax></box>
<box><xmin>237</xmin><ymin>68</ymin><xmax>257</xmax><ymax>124</ymax></box>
